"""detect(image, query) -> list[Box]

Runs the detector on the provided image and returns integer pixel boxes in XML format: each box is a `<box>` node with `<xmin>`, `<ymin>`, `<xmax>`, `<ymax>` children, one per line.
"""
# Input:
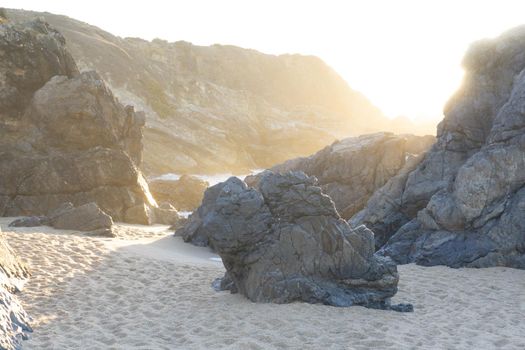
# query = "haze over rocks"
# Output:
<box><xmin>7</xmin><ymin>9</ymin><xmax>433</xmax><ymax>176</ymax></box>
<box><xmin>351</xmin><ymin>26</ymin><xmax>525</xmax><ymax>268</ymax></box>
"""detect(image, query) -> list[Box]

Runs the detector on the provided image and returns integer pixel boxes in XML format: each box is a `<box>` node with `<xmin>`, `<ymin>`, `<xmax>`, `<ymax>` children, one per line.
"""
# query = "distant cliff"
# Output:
<box><xmin>8</xmin><ymin>9</ymin><xmax>412</xmax><ymax>175</ymax></box>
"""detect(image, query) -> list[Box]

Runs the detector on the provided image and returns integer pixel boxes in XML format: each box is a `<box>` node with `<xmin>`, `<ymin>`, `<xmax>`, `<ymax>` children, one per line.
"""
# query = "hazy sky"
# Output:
<box><xmin>4</xmin><ymin>0</ymin><xmax>525</xmax><ymax>121</ymax></box>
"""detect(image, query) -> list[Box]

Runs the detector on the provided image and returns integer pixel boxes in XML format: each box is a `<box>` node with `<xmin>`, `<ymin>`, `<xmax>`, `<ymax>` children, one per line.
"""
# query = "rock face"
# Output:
<box><xmin>10</xmin><ymin>202</ymin><xmax>114</xmax><ymax>236</ymax></box>
<box><xmin>5</xmin><ymin>9</ymin><xmax>435</xmax><ymax>177</ymax></box>
<box><xmin>0</xmin><ymin>18</ymin><xmax>157</xmax><ymax>223</ymax></box>
<box><xmin>149</xmin><ymin>175</ymin><xmax>208</xmax><ymax>211</ymax></box>
<box><xmin>0</xmin><ymin>231</ymin><xmax>31</xmax><ymax>350</ymax></box>
<box><xmin>181</xmin><ymin>172</ymin><xmax>412</xmax><ymax>310</ymax></box>
<box><xmin>351</xmin><ymin>27</ymin><xmax>525</xmax><ymax>268</ymax></box>
<box><xmin>246</xmin><ymin>133</ymin><xmax>435</xmax><ymax>220</ymax></box>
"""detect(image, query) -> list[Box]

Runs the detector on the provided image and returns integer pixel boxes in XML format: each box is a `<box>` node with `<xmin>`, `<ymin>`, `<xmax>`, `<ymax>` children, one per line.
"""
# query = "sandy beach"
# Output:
<box><xmin>2</xmin><ymin>217</ymin><xmax>524</xmax><ymax>350</ymax></box>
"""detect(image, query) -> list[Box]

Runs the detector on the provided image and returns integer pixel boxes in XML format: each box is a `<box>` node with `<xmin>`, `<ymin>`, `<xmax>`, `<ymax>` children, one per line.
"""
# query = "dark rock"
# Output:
<box><xmin>187</xmin><ymin>172</ymin><xmax>411</xmax><ymax>310</ymax></box>
<box><xmin>149</xmin><ymin>175</ymin><xmax>208</xmax><ymax>211</ymax></box>
<box><xmin>0</xmin><ymin>19</ymin><xmax>157</xmax><ymax>223</ymax></box>
<box><xmin>8</xmin><ymin>216</ymin><xmax>47</xmax><ymax>228</ymax></box>
<box><xmin>246</xmin><ymin>132</ymin><xmax>435</xmax><ymax>219</ymax></box>
<box><xmin>352</xmin><ymin>26</ymin><xmax>525</xmax><ymax>268</ymax></box>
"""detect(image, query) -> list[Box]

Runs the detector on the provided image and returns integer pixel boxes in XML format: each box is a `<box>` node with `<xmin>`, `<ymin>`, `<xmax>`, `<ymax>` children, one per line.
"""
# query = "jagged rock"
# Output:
<box><xmin>175</xmin><ymin>180</ymin><xmax>232</xmax><ymax>247</ymax></box>
<box><xmin>0</xmin><ymin>18</ymin><xmax>157</xmax><ymax>223</ymax></box>
<box><xmin>149</xmin><ymin>175</ymin><xmax>208</xmax><ymax>211</ymax></box>
<box><xmin>351</xmin><ymin>26</ymin><xmax>525</xmax><ymax>268</ymax></box>
<box><xmin>0</xmin><ymin>231</ymin><xmax>31</xmax><ymax>350</ymax></box>
<box><xmin>246</xmin><ymin>132</ymin><xmax>434</xmax><ymax>219</ymax></box>
<box><xmin>183</xmin><ymin>172</ymin><xmax>412</xmax><ymax>310</ymax></box>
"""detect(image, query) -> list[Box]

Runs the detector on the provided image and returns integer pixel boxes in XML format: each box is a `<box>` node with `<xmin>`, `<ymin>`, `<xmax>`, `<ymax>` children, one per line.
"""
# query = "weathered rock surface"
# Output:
<box><xmin>0</xmin><ymin>231</ymin><xmax>31</xmax><ymax>350</ymax></box>
<box><xmin>149</xmin><ymin>175</ymin><xmax>208</xmax><ymax>211</ymax></box>
<box><xmin>181</xmin><ymin>172</ymin><xmax>412</xmax><ymax>310</ymax></box>
<box><xmin>245</xmin><ymin>133</ymin><xmax>435</xmax><ymax>219</ymax></box>
<box><xmin>0</xmin><ymin>17</ymin><xmax>157</xmax><ymax>223</ymax></box>
<box><xmin>351</xmin><ymin>26</ymin><xmax>525</xmax><ymax>268</ymax></box>
<box><xmin>7</xmin><ymin>9</ymin><xmax>435</xmax><ymax>176</ymax></box>
<box><xmin>9</xmin><ymin>202</ymin><xmax>114</xmax><ymax>236</ymax></box>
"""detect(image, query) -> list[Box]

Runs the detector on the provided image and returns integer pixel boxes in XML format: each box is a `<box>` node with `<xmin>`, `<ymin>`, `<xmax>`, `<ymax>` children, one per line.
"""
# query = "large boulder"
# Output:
<box><xmin>0</xmin><ymin>18</ymin><xmax>157</xmax><ymax>223</ymax></box>
<box><xmin>245</xmin><ymin>132</ymin><xmax>435</xmax><ymax>219</ymax></box>
<box><xmin>183</xmin><ymin>172</ymin><xmax>412</xmax><ymax>310</ymax></box>
<box><xmin>0</xmin><ymin>231</ymin><xmax>32</xmax><ymax>350</ymax></box>
<box><xmin>351</xmin><ymin>26</ymin><xmax>525</xmax><ymax>268</ymax></box>
<box><xmin>149</xmin><ymin>175</ymin><xmax>208</xmax><ymax>211</ymax></box>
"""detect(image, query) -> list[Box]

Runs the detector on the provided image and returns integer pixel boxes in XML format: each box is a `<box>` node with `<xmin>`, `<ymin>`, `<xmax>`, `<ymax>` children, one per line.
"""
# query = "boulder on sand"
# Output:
<box><xmin>149</xmin><ymin>175</ymin><xmax>208</xmax><ymax>211</ymax></box>
<box><xmin>182</xmin><ymin>171</ymin><xmax>412</xmax><ymax>311</ymax></box>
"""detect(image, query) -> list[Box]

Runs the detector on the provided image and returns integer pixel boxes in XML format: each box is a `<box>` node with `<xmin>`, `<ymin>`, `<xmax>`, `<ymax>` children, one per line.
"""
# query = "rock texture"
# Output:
<box><xmin>180</xmin><ymin>172</ymin><xmax>412</xmax><ymax>310</ymax></box>
<box><xmin>0</xmin><ymin>231</ymin><xmax>31</xmax><ymax>350</ymax></box>
<box><xmin>245</xmin><ymin>133</ymin><xmax>435</xmax><ymax>219</ymax></box>
<box><xmin>0</xmin><ymin>17</ymin><xmax>157</xmax><ymax>223</ymax></box>
<box><xmin>351</xmin><ymin>27</ymin><xmax>525</xmax><ymax>268</ymax></box>
<box><xmin>149</xmin><ymin>175</ymin><xmax>208</xmax><ymax>211</ymax></box>
<box><xmin>9</xmin><ymin>202</ymin><xmax>114</xmax><ymax>236</ymax></box>
<box><xmin>6</xmin><ymin>9</ymin><xmax>435</xmax><ymax>176</ymax></box>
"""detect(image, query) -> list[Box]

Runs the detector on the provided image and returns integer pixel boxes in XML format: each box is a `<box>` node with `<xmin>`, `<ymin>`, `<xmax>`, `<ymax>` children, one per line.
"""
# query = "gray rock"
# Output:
<box><xmin>183</xmin><ymin>172</ymin><xmax>412</xmax><ymax>310</ymax></box>
<box><xmin>49</xmin><ymin>202</ymin><xmax>113</xmax><ymax>232</ymax></box>
<box><xmin>246</xmin><ymin>132</ymin><xmax>434</xmax><ymax>220</ymax></box>
<box><xmin>352</xmin><ymin>26</ymin><xmax>525</xmax><ymax>268</ymax></box>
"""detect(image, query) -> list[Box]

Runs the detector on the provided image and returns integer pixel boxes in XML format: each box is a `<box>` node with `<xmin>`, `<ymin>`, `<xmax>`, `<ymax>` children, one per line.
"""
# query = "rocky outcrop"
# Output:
<box><xmin>0</xmin><ymin>231</ymin><xmax>31</xmax><ymax>350</ymax></box>
<box><xmin>191</xmin><ymin>172</ymin><xmax>411</xmax><ymax>310</ymax></box>
<box><xmin>0</xmin><ymin>18</ymin><xmax>157</xmax><ymax>223</ymax></box>
<box><xmin>149</xmin><ymin>175</ymin><xmax>208</xmax><ymax>211</ymax></box>
<box><xmin>351</xmin><ymin>26</ymin><xmax>525</xmax><ymax>268</ymax></box>
<box><xmin>245</xmin><ymin>133</ymin><xmax>435</xmax><ymax>219</ymax></box>
<box><xmin>4</xmin><ymin>9</ymin><xmax>434</xmax><ymax>176</ymax></box>
<box><xmin>10</xmin><ymin>202</ymin><xmax>115</xmax><ymax>236</ymax></box>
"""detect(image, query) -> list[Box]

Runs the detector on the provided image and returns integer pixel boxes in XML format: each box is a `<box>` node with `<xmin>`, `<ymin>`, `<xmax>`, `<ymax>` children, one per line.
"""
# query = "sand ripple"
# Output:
<box><xmin>2</xmin><ymin>218</ymin><xmax>524</xmax><ymax>349</ymax></box>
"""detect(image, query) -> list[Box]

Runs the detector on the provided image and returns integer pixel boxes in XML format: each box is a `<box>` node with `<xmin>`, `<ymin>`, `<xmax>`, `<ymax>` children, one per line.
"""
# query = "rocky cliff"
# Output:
<box><xmin>7</xmin><ymin>9</ymin><xmax>414</xmax><ymax>175</ymax></box>
<box><xmin>351</xmin><ymin>26</ymin><xmax>525</xmax><ymax>268</ymax></box>
<box><xmin>0</xmin><ymin>17</ymin><xmax>156</xmax><ymax>223</ymax></box>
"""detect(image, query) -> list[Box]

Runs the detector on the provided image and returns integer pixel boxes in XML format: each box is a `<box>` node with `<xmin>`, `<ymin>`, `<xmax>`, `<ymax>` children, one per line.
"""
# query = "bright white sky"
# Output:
<box><xmin>4</xmin><ymin>0</ymin><xmax>525</xmax><ymax>121</ymax></box>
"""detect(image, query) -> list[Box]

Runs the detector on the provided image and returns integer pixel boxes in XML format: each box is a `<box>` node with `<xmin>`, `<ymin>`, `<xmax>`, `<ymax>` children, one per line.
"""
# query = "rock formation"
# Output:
<box><xmin>189</xmin><ymin>172</ymin><xmax>411</xmax><ymax>310</ymax></box>
<box><xmin>0</xmin><ymin>17</ymin><xmax>157</xmax><ymax>224</ymax></box>
<box><xmin>351</xmin><ymin>26</ymin><xmax>525</xmax><ymax>268</ymax></box>
<box><xmin>9</xmin><ymin>202</ymin><xmax>114</xmax><ymax>236</ymax></box>
<box><xmin>5</xmin><ymin>9</ymin><xmax>434</xmax><ymax>176</ymax></box>
<box><xmin>0</xmin><ymin>232</ymin><xmax>31</xmax><ymax>350</ymax></box>
<box><xmin>245</xmin><ymin>133</ymin><xmax>435</xmax><ymax>219</ymax></box>
<box><xmin>149</xmin><ymin>175</ymin><xmax>208</xmax><ymax>211</ymax></box>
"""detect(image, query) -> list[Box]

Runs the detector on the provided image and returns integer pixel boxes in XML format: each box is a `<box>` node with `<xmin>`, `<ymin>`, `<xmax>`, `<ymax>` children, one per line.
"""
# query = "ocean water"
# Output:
<box><xmin>153</xmin><ymin>169</ymin><xmax>264</xmax><ymax>187</ymax></box>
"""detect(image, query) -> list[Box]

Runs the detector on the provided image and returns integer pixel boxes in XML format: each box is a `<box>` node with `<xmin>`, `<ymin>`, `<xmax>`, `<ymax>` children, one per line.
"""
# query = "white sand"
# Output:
<box><xmin>2</xmin><ymin>217</ymin><xmax>525</xmax><ymax>350</ymax></box>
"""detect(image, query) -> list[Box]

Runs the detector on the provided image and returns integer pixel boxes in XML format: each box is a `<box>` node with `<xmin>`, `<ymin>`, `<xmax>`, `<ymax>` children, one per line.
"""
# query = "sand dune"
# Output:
<box><xmin>1</xmin><ymin>218</ymin><xmax>524</xmax><ymax>350</ymax></box>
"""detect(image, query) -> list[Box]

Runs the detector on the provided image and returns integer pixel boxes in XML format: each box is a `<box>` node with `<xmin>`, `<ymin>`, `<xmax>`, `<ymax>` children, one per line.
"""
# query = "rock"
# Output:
<box><xmin>175</xmin><ymin>180</ymin><xmax>233</xmax><ymax>247</ymax></box>
<box><xmin>351</xmin><ymin>26</ymin><xmax>525</xmax><ymax>268</ymax></box>
<box><xmin>0</xmin><ymin>230</ymin><xmax>32</xmax><ymax>350</ymax></box>
<box><xmin>183</xmin><ymin>171</ymin><xmax>412</xmax><ymax>310</ymax></box>
<box><xmin>8</xmin><ymin>202</ymin><xmax>115</xmax><ymax>236</ymax></box>
<box><xmin>6</xmin><ymin>9</ymin><xmax>437</xmax><ymax>177</ymax></box>
<box><xmin>149</xmin><ymin>175</ymin><xmax>208</xmax><ymax>211</ymax></box>
<box><xmin>124</xmin><ymin>204</ymin><xmax>154</xmax><ymax>225</ymax></box>
<box><xmin>0</xmin><ymin>18</ymin><xmax>157</xmax><ymax>223</ymax></box>
<box><xmin>246</xmin><ymin>132</ymin><xmax>435</xmax><ymax>219</ymax></box>
<box><xmin>49</xmin><ymin>202</ymin><xmax>113</xmax><ymax>232</ymax></box>
<box><xmin>152</xmin><ymin>202</ymin><xmax>182</xmax><ymax>225</ymax></box>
